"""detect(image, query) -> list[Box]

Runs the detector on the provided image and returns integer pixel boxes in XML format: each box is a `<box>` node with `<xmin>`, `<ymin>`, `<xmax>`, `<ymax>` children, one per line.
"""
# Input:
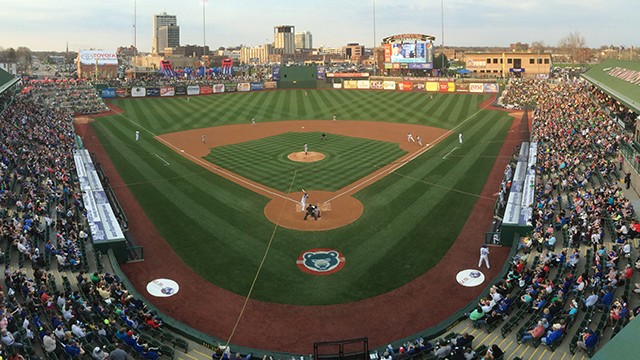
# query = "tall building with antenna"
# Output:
<box><xmin>152</xmin><ymin>12</ymin><xmax>180</xmax><ymax>55</ymax></box>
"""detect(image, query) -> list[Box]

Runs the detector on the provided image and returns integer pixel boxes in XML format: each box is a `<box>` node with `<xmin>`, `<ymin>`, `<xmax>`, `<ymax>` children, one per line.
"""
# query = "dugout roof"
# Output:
<box><xmin>582</xmin><ymin>59</ymin><xmax>640</xmax><ymax>113</ymax></box>
<box><xmin>591</xmin><ymin>316</ymin><xmax>640</xmax><ymax>359</ymax></box>
<box><xmin>0</xmin><ymin>67</ymin><xmax>20</xmax><ymax>95</ymax></box>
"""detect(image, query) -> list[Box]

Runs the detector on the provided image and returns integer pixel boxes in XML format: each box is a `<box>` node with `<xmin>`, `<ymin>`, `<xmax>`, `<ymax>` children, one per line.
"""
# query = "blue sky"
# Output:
<box><xmin>0</xmin><ymin>0</ymin><xmax>638</xmax><ymax>52</ymax></box>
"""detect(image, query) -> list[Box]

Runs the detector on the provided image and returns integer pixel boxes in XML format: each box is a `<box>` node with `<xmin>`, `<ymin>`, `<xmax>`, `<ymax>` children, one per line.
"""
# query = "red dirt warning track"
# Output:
<box><xmin>77</xmin><ymin>96</ymin><xmax>524</xmax><ymax>354</ymax></box>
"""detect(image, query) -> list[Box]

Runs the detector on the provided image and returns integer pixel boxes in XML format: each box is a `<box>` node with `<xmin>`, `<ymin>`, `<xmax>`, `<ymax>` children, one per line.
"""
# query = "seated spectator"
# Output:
<box><xmin>541</xmin><ymin>323</ymin><xmax>563</xmax><ymax>346</ymax></box>
<box><xmin>65</xmin><ymin>340</ymin><xmax>86</xmax><ymax>357</ymax></box>
<box><xmin>467</xmin><ymin>306</ymin><xmax>485</xmax><ymax>328</ymax></box>
<box><xmin>452</xmin><ymin>332</ymin><xmax>474</xmax><ymax>349</ymax></box>
<box><xmin>483</xmin><ymin>344</ymin><xmax>504</xmax><ymax>360</ymax></box>
<box><xmin>576</xmin><ymin>328</ymin><xmax>599</xmax><ymax>353</ymax></box>
<box><xmin>519</xmin><ymin>320</ymin><xmax>545</xmax><ymax>344</ymax></box>
<box><xmin>92</xmin><ymin>346</ymin><xmax>109</xmax><ymax>360</ymax></box>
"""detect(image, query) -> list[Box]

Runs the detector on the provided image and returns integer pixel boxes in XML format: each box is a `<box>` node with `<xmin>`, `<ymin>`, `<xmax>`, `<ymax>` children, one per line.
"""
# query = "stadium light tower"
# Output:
<box><xmin>440</xmin><ymin>0</ymin><xmax>445</xmax><ymax>76</ymax></box>
<box><xmin>373</xmin><ymin>0</ymin><xmax>377</xmax><ymax>75</ymax></box>
<box><xmin>201</xmin><ymin>0</ymin><xmax>209</xmax><ymax>55</ymax></box>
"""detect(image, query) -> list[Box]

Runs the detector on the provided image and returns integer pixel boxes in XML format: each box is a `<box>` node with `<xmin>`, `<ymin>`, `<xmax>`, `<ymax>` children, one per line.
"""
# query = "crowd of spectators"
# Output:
<box><xmin>460</xmin><ymin>76</ymin><xmax>640</xmax><ymax>357</ymax></box>
<box><xmin>106</xmin><ymin>68</ymin><xmax>270</xmax><ymax>89</ymax></box>
<box><xmin>0</xmin><ymin>94</ymin><xmax>171</xmax><ymax>359</ymax></box>
<box><xmin>25</xmin><ymin>80</ymin><xmax>109</xmax><ymax>115</ymax></box>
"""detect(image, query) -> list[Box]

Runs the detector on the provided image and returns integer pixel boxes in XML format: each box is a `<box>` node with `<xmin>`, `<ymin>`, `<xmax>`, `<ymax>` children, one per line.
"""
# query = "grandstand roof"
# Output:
<box><xmin>582</xmin><ymin>59</ymin><xmax>640</xmax><ymax>113</ymax></box>
<box><xmin>0</xmin><ymin>67</ymin><xmax>20</xmax><ymax>95</ymax></box>
<box><xmin>592</xmin><ymin>317</ymin><xmax>640</xmax><ymax>360</ymax></box>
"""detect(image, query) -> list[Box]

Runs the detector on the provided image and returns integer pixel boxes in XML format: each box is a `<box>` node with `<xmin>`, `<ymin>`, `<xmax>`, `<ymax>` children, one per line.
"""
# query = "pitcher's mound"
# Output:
<box><xmin>288</xmin><ymin>152</ymin><xmax>325</xmax><ymax>162</ymax></box>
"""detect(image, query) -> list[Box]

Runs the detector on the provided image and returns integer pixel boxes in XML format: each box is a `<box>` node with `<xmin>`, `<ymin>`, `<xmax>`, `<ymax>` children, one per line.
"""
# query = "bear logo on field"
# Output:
<box><xmin>297</xmin><ymin>249</ymin><xmax>346</xmax><ymax>275</ymax></box>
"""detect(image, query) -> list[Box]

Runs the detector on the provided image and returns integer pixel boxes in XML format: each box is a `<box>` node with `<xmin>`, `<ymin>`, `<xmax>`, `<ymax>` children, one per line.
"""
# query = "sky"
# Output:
<box><xmin>0</xmin><ymin>0</ymin><xmax>638</xmax><ymax>52</ymax></box>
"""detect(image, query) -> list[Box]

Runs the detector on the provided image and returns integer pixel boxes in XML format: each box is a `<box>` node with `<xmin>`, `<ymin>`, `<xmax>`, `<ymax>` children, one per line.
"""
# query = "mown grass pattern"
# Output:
<box><xmin>93</xmin><ymin>90</ymin><xmax>512</xmax><ymax>305</ymax></box>
<box><xmin>205</xmin><ymin>132</ymin><xmax>407</xmax><ymax>192</ymax></box>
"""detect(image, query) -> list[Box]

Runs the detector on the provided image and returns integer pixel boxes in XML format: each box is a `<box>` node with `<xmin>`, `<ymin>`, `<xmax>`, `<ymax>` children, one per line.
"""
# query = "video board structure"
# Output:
<box><xmin>382</xmin><ymin>34</ymin><xmax>435</xmax><ymax>70</ymax></box>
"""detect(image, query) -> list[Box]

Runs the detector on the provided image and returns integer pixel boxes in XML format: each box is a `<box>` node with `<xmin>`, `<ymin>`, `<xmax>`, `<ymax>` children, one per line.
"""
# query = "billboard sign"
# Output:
<box><xmin>224</xmin><ymin>83</ymin><xmax>237</xmax><ymax>92</ymax></box>
<box><xmin>398</xmin><ymin>81</ymin><xmax>413</xmax><ymax>91</ymax></box>
<box><xmin>146</xmin><ymin>88</ymin><xmax>160</xmax><ymax>97</ymax></box>
<box><xmin>271</xmin><ymin>66</ymin><xmax>280</xmax><ymax>81</ymax></box>
<box><xmin>160</xmin><ymin>87</ymin><xmax>175</xmax><ymax>97</ymax></box>
<box><xmin>484</xmin><ymin>83</ymin><xmax>499</xmax><ymax>93</ymax></box>
<box><xmin>426</xmin><ymin>82</ymin><xmax>439</xmax><ymax>92</ymax></box>
<box><xmin>131</xmin><ymin>87</ymin><xmax>146</xmax><ymax>97</ymax></box>
<box><xmin>370</xmin><ymin>80</ymin><xmax>383</xmax><ymax>90</ymax></box>
<box><xmin>200</xmin><ymin>86</ymin><xmax>213</xmax><ymax>95</ymax></box>
<box><xmin>213</xmin><ymin>84</ymin><xmax>225</xmax><ymax>93</ymax></box>
<box><xmin>316</xmin><ymin>65</ymin><xmax>326</xmax><ymax>80</ymax></box>
<box><xmin>469</xmin><ymin>83</ymin><xmax>484</xmax><ymax>93</ymax></box>
<box><xmin>79</xmin><ymin>50</ymin><xmax>118</xmax><ymax>65</ymax></box>
<box><xmin>457</xmin><ymin>83</ymin><xmax>470</xmax><ymax>93</ymax></box>
<box><xmin>250</xmin><ymin>82</ymin><xmax>264</xmax><ymax>91</ymax></box>
<box><xmin>116</xmin><ymin>88</ymin><xmax>128</xmax><ymax>97</ymax></box>
<box><xmin>382</xmin><ymin>81</ymin><xmax>396</xmax><ymax>90</ymax></box>
<box><xmin>187</xmin><ymin>86</ymin><xmax>200</xmax><ymax>95</ymax></box>
<box><xmin>343</xmin><ymin>80</ymin><xmax>358</xmax><ymax>89</ymax></box>
<box><xmin>101</xmin><ymin>88</ymin><xmax>116</xmax><ymax>98</ymax></box>
<box><xmin>357</xmin><ymin>80</ymin><xmax>370</xmax><ymax>89</ymax></box>
<box><xmin>263</xmin><ymin>81</ymin><xmax>277</xmax><ymax>89</ymax></box>
<box><xmin>175</xmin><ymin>86</ymin><xmax>187</xmax><ymax>96</ymax></box>
<box><xmin>237</xmin><ymin>83</ymin><xmax>251</xmax><ymax>92</ymax></box>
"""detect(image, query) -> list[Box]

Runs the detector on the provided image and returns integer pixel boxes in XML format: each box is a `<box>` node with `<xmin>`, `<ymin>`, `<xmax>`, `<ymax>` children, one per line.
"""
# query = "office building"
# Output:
<box><xmin>295</xmin><ymin>31</ymin><xmax>313</xmax><ymax>50</ymax></box>
<box><xmin>274</xmin><ymin>25</ymin><xmax>295</xmax><ymax>55</ymax></box>
<box><xmin>152</xmin><ymin>12</ymin><xmax>179</xmax><ymax>54</ymax></box>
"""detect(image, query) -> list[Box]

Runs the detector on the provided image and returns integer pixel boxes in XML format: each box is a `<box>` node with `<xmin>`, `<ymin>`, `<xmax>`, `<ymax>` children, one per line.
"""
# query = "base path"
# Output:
<box><xmin>158</xmin><ymin>120</ymin><xmax>449</xmax><ymax>231</ymax></box>
<box><xmin>77</xmin><ymin>98</ymin><xmax>524</xmax><ymax>354</ymax></box>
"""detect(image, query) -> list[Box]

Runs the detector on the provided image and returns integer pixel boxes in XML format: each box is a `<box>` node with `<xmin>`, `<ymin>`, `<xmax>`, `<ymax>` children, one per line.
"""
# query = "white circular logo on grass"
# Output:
<box><xmin>456</xmin><ymin>269</ymin><xmax>485</xmax><ymax>287</ymax></box>
<box><xmin>147</xmin><ymin>278</ymin><xmax>180</xmax><ymax>297</ymax></box>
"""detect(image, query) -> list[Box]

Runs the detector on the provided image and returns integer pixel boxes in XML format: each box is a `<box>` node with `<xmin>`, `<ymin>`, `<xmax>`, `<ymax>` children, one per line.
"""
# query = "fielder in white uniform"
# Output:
<box><xmin>135</xmin><ymin>131</ymin><xmax>139</xmax><ymax>141</ymax></box>
<box><xmin>303</xmin><ymin>143</ymin><xmax>308</xmax><ymax>155</ymax></box>
<box><xmin>478</xmin><ymin>244</ymin><xmax>490</xmax><ymax>269</ymax></box>
<box><xmin>407</xmin><ymin>132</ymin><xmax>415</xmax><ymax>142</ymax></box>
<box><xmin>459</xmin><ymin>133</ymin><xmax>463</xmax><ymax>144</ymax></box>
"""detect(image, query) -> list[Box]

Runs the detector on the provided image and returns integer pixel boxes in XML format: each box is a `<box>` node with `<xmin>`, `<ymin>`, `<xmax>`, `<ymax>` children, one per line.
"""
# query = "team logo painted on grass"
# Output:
<box><xmin>456</xmin><ymin>269</ymin><xmax>485</xmax><ymax>287</ymax></box>
<box><xmin>297</xmin><ymin>248</ymin><xmax>345</xmax><ymax>275</ymax></box>
<box><xmin>146</xmin><ymin>278</ymin><xmax>180</xmax><ymax>297</ymax></box>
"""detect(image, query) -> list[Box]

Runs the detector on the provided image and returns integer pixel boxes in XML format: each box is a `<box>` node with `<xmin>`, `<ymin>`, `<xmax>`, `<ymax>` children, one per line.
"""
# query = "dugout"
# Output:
<box><xmin>277</xmin><ymin>65</ymin><xmax>324</xmax><ymax>89</ymax></box>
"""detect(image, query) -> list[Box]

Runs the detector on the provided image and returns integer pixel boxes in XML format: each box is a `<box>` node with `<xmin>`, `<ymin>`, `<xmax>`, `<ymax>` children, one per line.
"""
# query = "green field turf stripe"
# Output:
<box><xmin>304</xmin><ymin>90</ymin><xmax>323</xmax><ymax>115</ymax></box>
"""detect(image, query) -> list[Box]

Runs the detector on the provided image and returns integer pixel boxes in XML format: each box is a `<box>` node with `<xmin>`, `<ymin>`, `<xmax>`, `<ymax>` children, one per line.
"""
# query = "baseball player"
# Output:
<box><xmin>416</xmin><ymin>135</ymin><xmax>423</xmax><ymax>146</ymax></box>
<box><xmin>332</xmin><ymin>115</ymin><xmax>337</xmax><ymax>122</ymax></box>
<box><xmin>303</xmin><ymin>143</ymin><xmax>308</xmax><ymax>155</ymax></box>
<box><xmin>300</xmin><ymin>190</ymin><xmax>308</xmax><ymax>211</ymax></box>
<box><xmin>407</xmin><ymin>132</ymin><xmax>415</xmax><ymax>143</ymax></box>
<box><xmin>459</xmin><ymin>133</ymin><xmax>463</xmax><ymax>144</ymax></box>
<box><xmin>135</xmin><ymin>131</ymin><xmax>139</xmax><ymax>142</ymax></box>
<box><xmin>202</xmin><ymin>134</ymin><xmax>206</xmax><ymax>144</ymax></box>
<box><xmin>478</xmin><ymin>244</ymin><xmax>490</xmax><ymax>269</ymax></box>
<box><xmin>251</xmin><ymin>117</ymin><xmax>256</xmax><ymax>125</ymax></box>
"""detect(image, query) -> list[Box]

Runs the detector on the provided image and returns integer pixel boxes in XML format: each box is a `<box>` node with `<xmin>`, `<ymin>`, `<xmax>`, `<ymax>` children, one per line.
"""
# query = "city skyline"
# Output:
<box><xmin>1</xmin><ymin>0</ymin><xmax>638</xmax><ymax>52</ymax></box>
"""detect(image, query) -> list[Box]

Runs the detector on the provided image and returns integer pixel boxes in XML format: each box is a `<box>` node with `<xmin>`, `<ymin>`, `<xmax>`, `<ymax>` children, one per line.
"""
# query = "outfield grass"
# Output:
<box><xmin>93</xmin><ymin>90</ymin><xmax>511</xmax><ymax>305</ymax></box>
<box><xmin>204</xmin><ymin>132</ymin><xmax>407</xmax><ymax>192</ymax></box>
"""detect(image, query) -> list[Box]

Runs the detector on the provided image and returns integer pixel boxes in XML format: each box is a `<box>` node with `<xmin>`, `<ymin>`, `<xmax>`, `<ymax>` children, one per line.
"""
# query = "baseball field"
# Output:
<box><xmin>81</xmin><ymin>89</ymin><xmax>519</xmax><ymax>352</ymax></box>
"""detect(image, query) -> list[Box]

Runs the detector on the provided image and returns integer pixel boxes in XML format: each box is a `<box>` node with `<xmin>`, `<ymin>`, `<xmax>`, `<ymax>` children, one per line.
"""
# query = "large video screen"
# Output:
<box><xmin>391</xmin><ymin>41</ymin><xmax>428</xmax><ymax>63</ymax></box>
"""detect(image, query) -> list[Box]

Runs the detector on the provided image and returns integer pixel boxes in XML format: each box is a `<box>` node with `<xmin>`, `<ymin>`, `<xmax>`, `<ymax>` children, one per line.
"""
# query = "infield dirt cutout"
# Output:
<box><xmin>157</xmin><ymin>120</ymin><xmax>449</xmax><ymax>231</ymax></box>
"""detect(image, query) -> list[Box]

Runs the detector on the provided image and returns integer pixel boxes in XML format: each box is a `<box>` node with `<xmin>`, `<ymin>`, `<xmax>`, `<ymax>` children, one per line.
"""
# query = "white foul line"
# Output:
<box><xmin>442</xmin><ymin>147</ymin><xmax>459</xmax><ymax>160</ymax></box>
<box><xmin>115</xmin><ymin>112</ymin><xmax>297</xmax><ymax>204</ymax></box>
<box><xmin>154</xmin><ymin>153</ymin><xmax>170</xmax><ymax>166</ymax></box>
<box><xmin>326</xmin><ymin>99</ymin><xmax>492</xmax><ymax>203</ymax></box>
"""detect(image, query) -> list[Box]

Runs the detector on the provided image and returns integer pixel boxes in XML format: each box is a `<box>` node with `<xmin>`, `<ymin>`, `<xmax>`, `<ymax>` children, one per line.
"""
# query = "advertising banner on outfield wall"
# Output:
<box><xmin>224</xmin><ymin>83</ymin><xmax>236</xmax><ymax>92</ymax></box>
<box><xmin>457</xmin><ymin>83</ymin><xmax>470</xmax><ymax>93</ymax></box>
<box><xmin>237</xmin><ymin>83</ymin><xmax>251</xmax><ymax>92</ymax></box>
<box><xmin>200</xmin><ymin>86</ymin><xmax>213</xmax><ymax>95</ymax></box>
<box><xmin>333</xmin><ymin>83</ymin><xmax>342</xmax><ymax>89</ymax></box>
<box><xmin>343</xmin><ymin>80</ymin><xmax>358</xmax><ymax>89</ymax></box>
<box><xmin>398</xmin><ymin>81</ymin><xmax>413</xmax><ymax>91</ymax></box>
<box><xmin>213</xmin><ymin>84</ymin><xmax>225</xmax><ymax>93</ymax></box>
<box><xmin>131</xmin><ymin>87</ymin><xmax>146</xmax><ymax>97</ymax></box>
<box><xmin>160</xmin><ymin>87</ymin><xmax>175</xmax><ymax>97</ymax></box>
<box><xmin>250</xmin><ymin>82</ymin><xmax>264</xmax><ymax>91</ymax></box>
<box><xmin>116</xmin><ymin>88</ymin><xmax>128</xmax><ymax>97</ymax></box>
<box><xmin>469</xmin><ymin>83</ymin><xmax>484</xmax><ymax>93</ymax></box>
<box><xmin>101</xmin><ymin>88</ymin><xmax>116</xmax><ymax>98</ymax></box>
<box><xmin>412</xmin><ymin>83</ymin><xmax>426</xmax><ymax>91</ymax></box>
<box><xmin>316</xmin><ymin>65</ymin><xmax>326</xmax><ymax>80</ymax></box>
<box><xmin>370</xmin><ymin>80</ymin><xmax>383</xmax><ymax>90</ymax></box>
<box><xmin>263</xmin><ymin>81</ymin><xmax>277</xmax><ymax>89</ymax></box>
<box><xmin>438</xmin><ymin>82</ymin><xmax>449</xmax><ymax>92</ymax></box>
<box><xmin>357</xmin><ymin>80</ymin><xmax>370</xmax><ymax>89</ymax></box>
<box><xmin>146</xmin><ymin>88</ymin><xmax>160</xmax><ymax>97</ymax></box>
<box><xmin>175</xmin><ymin>86</ymin><xmax>186</xmax><ymax>96</ymax></box>
<box><xmin>187</xmin><ymin>86</ymin><xmax>200</xmax><ymax>95</ymax></box>
<box><xmin>383</xmin><ymin>81</ymin><xmax>396</xmax><ymax>90</ymax></box>
<box><xmin>271</xmin><ymin>66</ymin><xmax>280</xmax><ymax>81</ymax></box>
<box><xmin>484</xmin><ymin>83</ymin><xmax>499</xmax><ymax>93</ymax></box>
<box><xmin>426</xmin><ymin>82</ymin><xmax>439</xmax><ymax>92</ymax></box>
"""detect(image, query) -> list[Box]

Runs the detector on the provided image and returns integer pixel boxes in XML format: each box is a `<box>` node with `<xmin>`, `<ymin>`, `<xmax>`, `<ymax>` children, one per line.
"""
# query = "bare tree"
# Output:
<box><xmin>558</xmin><ymin>31</ymin><xmax>586</xmax><ymax>63</ymax></box>
<box><xmin>15</xmin><ymin>46</ymin><xmax>32</xmax><ymax>73</ymax></box>
<box><xmin>530</xmin><ymin>41</ymin><xmax>546</xmax><ymax>54</ymax></box>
